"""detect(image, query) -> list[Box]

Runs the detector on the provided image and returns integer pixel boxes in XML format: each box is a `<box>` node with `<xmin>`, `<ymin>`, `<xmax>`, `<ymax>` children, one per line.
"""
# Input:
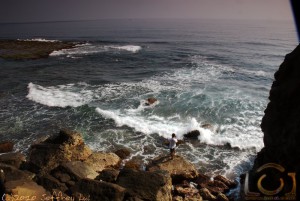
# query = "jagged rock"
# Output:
<box><xmin>28</xmin><ymin>129</ymin><xmax>92</xmax><ymax>174</ymax></box>
<box><xmin>184</xmin><ymin>130</ymin><xmax>200</xmax><ymax>139</ymax></box>
<box><xmin>173</xmin><ymin>196</ymin><xmax>184</xmax><ymax>201</ymax></box>
<box><xmin>248</xmin><ymin>45</ymin><xmax>300</xmax><ymax>197</ymax></box>
<box><xmin>116</xmin><ymin>168</ymin><xmax>172</xmax><ymax>201</ymax></box>
<box><xmin>145</xmin><ymin>97</ymin><xmax>158</xmax><ymax>106</ymax></box>
<box><xmin>0</xmin><ymin>163</ymin><xmax>35</xmax><ymax>182</ymax></box>
<box><xmin>0</xmin><ymin>141</ymin><xmax>14</xmax><ymax>153</ymax></box>
<box><xmin>114</xmin><ymin>148</ymin><xmax>131</xmax><ymax>159</ymax></box>
<box><xmin>0</xmin><ymin>152</ymin><xmax>26</xmax><ymax>168</ymax></box>
<box><xmin>195</xmin><ymin>172</ymin><xmax>210</xmax><ymax>184</ymax></box>
<box><xmin>124</xmin><ymin>159</ymin><xmax>143</xmax><ymax>171</ymax></box>
<box><xmin>175</xmin><ymin>186</ymin><xmax>199</xmax><ymax>197</ymax></box>
<box><xmin>199</xmin><ymin>182</ymin><xmax>225</xmax><ymax>195</ymax></box>
<box><xmin>84</xmin><ymin>152</ymin><xmax>121</xmax><ymax>172</ymax></box>
<box><xmin>217</xmin><ymin>192</ymin><xmax>229</xmax><ymax>201</ymax></box>
<box><xmin>4</xmin><ymin>180</ymin><xmax>49</xmax><ymax>200</ymax></box>
<box><xmin>199</xmin><ymin>188</ymin><xmax>217</xmax><ymax>201</ymax></box>
<box><xmin>184</xmin><ymin>194</ymin><xmax>203</xmax><ymax>201</ymax></box>
<box><xmin>71</xmin><ymin>178</ymin><xmax>126</xmax><ymax>201</ymax></box>
<box><xmin>52</xmin><ymin>161</ymin><xmax>98</xmax><ymax>181</ymax></box>
<box><xmin>147</xmin><ymin>155</ymin><xmax>199</xmax><ymax>183</ymax></box>
<box><xmin>52</xmin><ymin>171</ymin><xmax>71</xmax><ymax>183</ymax></box>
<box><xmin>95</xmin><ymin>168</ymin><xmax>120</xmax><ymax>183</ymax></box>
<box><xmin>37</xmin><ymin>174</ymin><xmax>68</xmax><ymax>193</ymax></box>
<box><xmin>214</xmin><ymin>175</ymin><xmax>236</xmax><ymax>188</ymax></box>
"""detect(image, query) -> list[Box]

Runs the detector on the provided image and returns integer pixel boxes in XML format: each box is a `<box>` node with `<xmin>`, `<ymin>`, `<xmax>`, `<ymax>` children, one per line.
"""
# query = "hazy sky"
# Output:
<box><xmin>0</xmin><ymin>0</ymin><xmax>293</xmax><ymax>23</ymax></box>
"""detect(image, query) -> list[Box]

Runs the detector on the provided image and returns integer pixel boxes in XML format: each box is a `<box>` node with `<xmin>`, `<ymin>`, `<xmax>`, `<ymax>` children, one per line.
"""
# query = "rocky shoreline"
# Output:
<box><xmin>0</xmin><ymin>129</ymin><xmax>237</xmax><ymax>201</ymax></box>
<box><xmin>0</xmin><ymin>40</ymin><xmax>77</xmax><ymax>60</ymax></box>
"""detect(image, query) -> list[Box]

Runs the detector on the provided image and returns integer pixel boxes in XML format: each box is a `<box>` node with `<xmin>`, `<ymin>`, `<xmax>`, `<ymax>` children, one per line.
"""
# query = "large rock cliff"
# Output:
<box><xmin>255</xmin><ymin>45</ymin><xmax>300</xmax><ymax>169</ymax></box>
<box><xmin>246</xmin><ymin>45</ymin><xmax>300</xmax><ymax>199</ymax></box>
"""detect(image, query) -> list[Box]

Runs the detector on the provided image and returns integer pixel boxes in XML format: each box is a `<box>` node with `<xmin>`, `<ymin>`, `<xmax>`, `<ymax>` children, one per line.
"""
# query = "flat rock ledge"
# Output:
<box><xmin>0</xmin><ymin>129</ymin><xmax>237</xmax><ymax>201</ymax></box>
<box><xmin>0</xmin><ymin>40</ymin><xmax>77</xmax><ymax>60</ymax></box>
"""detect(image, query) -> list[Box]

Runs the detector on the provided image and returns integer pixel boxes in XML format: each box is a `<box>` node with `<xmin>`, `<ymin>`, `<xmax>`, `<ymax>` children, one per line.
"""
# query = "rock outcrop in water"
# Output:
<box><xmin>244</xmin><ymin>45</ymin><xmax>300</xmax><ymax>199</ymax></box>
<box><xmin>0</xmin><ymin>40</ymin><xmax>76</xmax><ymax>60</ymax></box>
<box><xmin>0</xmin><ymin>129</ymin><xmax>236</xmax><ymax>201</ymax></box>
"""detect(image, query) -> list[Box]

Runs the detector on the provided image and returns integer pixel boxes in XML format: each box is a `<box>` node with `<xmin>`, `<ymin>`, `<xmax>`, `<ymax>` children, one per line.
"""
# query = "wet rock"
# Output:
<box><xmin>53</xmin><ymin>161</ymin><xmax>98</xmax><ymax>181</ymax></box>
<box><xmin>0</xmin><ymin>152</ymin><xmax>26</xmax><ymax>168</ymax></box>
<box><xmin>0</xmin><ymin>141</ymin><xmax>14</xmax><ymax>153</ymax></box>
<box><xmin>4</xmin><ymin>180</ymin><xmax>49</xmax><ymax>200</ymax></box>
<box><xmin>37</xmin><ymin>174</ymin><xmax>68</xmax><ymax>193</ymax></box>
<box><xmin>71</xmin><ymin>178</ymin><xmax>126</xmax><ymax>201</ymax></box>
<box><xmin>145</xmin><ymin>97</ymin><xmax>158</xmax><ymax>106</ymax></box>
<box><xmin>114</xmin><ymin>148</ymin><xmax>131</xmax><ymax>159</ymax></box>
<box><xmin>184</xmin><ymin>130</ymin><xmax>200</xmax><ymax>139</ymax></box>
<box><xmin>213</xmin><ymin>175</ymin><xmax>236</xmax><ymax>188</ymax></box>
<box><xmin>116</xmin><ymin>168</ymin><xmax>172</xmax><ymax>201</ymax></box>
<box><xmin>199</xmin><ymin>188</ymin><xmax>217</xmax><ymax>201</ymax></box>
<box><xmin>28</xmin><ymin>129</ymin><xmax>92</xmax><ymax>174</ymax></box>
<box><xmin>95</xmin><ymin>168</ymin><xmax>120</xmax><ymax>183</ymax></box>
<box><xmin>85</xmin><ymin>152</ymin><xmax>121</xmax><ymax>172</ymax></box>
<box><xmin>147</xmin><ymin>155</ymin><xmax>199</xmax><ymax>183</ymax></box>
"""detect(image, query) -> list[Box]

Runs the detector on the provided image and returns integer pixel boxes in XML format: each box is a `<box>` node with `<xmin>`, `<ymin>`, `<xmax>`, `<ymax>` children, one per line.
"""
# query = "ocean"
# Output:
<box><xmin>0</xmin><ymin>19</ymin><xmax>297</xmax><ymax>197</ymax></box>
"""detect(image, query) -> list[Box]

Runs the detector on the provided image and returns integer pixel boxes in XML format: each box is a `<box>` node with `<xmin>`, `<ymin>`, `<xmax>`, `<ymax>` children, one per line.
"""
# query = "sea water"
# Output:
<box><xmin>0</xmin><ymin>19</ymin><xmax>297</xmax><ymax>197</ymax></box>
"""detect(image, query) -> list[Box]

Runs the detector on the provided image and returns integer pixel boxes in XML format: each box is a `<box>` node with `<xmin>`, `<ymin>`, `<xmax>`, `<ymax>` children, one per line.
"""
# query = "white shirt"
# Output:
<box><xmin>168</xmin><ymin>137</ymin><xmax>178</xmax><ymax>149</ymax></box>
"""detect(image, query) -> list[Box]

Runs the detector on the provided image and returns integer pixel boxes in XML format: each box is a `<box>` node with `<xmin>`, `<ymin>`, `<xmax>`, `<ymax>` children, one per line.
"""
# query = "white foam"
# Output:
<box><xmin>50</xmin><ymin>43</ymin><xmax>142</xmax><ymax>57</ymax></box>
<box><xmin>105</xmin><ymin>45</ymin><xmax>142</xmax><ymax>53</ymax></box>
<box><xmin>26</xmin><ymin>82</ymin><xmax>93</xmax><ymax>108</ymax></box>
<box><xmin>95</xmin><ymin>107</ymin><xmax>263</xmax><ymax>150</ymax></box>
<box><xmin>18</xmin><ymin>38</ymin><xmax>59</xmax><ymax>42</ymax></box>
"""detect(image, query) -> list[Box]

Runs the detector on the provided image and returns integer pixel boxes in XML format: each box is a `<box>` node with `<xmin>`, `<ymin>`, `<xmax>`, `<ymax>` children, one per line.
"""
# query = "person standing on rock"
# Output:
<box><xmin>168</xmin><ymin>133</ymin><xmax>178</xmax><ymax>159</ymax></box>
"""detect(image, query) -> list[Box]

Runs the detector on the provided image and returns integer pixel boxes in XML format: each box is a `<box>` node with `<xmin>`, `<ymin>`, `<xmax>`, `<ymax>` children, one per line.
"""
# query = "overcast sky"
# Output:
<box><xmin>0</xmin><ymin>0</ymin><xmax>293</xmax><ymax>23</ymax></box>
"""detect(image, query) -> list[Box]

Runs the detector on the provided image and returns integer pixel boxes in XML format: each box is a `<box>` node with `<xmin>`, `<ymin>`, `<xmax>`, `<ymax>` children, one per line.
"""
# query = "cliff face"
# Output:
<box><xmin>247</xmin><ymin>45</ymin><xmax>300</xmax><ymax>198</ymax></box>
<box><xmin>256</xmin><ymin>45</ymin><xmax>300</xmax><ymax>169</ymax></box>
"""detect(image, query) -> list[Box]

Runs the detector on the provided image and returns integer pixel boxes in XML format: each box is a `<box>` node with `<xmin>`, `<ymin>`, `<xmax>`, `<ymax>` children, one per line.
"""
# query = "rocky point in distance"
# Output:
<box><xmin>0</xmin><ymin>40</ymin><xmax>77</xmax><ymax>60</ymax></box>
<box><xmin>0</xmin><ymin>129</ymin><xmax>237</xmax><ymax>201</ymax></box>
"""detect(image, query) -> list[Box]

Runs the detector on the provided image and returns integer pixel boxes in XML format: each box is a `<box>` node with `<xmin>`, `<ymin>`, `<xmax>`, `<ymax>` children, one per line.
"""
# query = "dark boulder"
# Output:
<box><xmin>95</xmin><ymin>168</ymin><xmax>120</xmax><ymax>183</ymax></box>
<box><xmin>114</xmin><ymin>148</ymin><xmax>131</xmax><ymax>159</ymax></box>
<box><xmin>245</xmin><ymin>45</ymin><xmax>300</xmax><ymax>199</ymax></box>
<box><xmin>0</xmin><ymin>141</ymin><xmax>14</xmax><ymax>153</ymax></box>
<box><xmin>184</xmin><ymin>130</ymin><xmax>200</xmax><ymax>139</ymax></box>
